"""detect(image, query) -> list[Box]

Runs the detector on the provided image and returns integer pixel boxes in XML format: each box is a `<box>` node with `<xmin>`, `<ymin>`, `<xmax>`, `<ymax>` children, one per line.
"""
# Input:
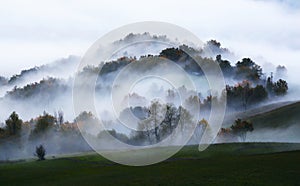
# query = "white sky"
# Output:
<box><xmin>0</xmin><ymin>0</ymin><xmax>300</xmax><ymax>77</ymax></box>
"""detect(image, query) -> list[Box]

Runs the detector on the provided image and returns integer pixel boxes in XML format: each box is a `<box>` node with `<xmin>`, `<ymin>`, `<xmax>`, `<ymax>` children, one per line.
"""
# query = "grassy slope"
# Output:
<box><xmin>246</xmin><ymin>101</ymin><xmax>300</xmax><ymax>129</ymax></box>
<box><xmin>1</xmin><ymin>143</ymin><xmax>300</xmax><ymax>186</ymax></box>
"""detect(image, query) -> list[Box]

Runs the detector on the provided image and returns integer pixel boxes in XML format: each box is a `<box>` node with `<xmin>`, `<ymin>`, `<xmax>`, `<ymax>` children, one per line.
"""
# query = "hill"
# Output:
<box><xmin>245</xmin><ymin>101</ymin><xmax>300</xmax><ymax>129</ymax></box>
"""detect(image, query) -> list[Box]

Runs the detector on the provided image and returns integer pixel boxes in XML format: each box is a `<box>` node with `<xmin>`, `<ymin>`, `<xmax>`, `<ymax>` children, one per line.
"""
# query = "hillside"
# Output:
<box><xmin>245</xmin><ymin>101</ymin><xmax>300</xmax><ymax>129</ymax></box>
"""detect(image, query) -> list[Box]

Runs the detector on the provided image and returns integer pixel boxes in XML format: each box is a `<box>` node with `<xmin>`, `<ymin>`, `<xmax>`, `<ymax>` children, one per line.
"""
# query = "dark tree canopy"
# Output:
<box><xmin>159</xmin><ymin>47</ymin><xmax>185</xmax><ymax>62</ymax></box>
<box><xmin>226</xmin><ymin>81</ymin><xmax>268</xmax><ymax>110</ymax></box>
<box><xmin>5</xmin><ymin>111</ymin><xmax>23</xmax><ymax>136</ymax></box>
<box><xmin>273</xmin><ymin>79</ymin><xmax>288</xmax><ymax>95</ymax></box>
<box><xmin>266</xmin><ymin>76</ymin><xmax>288</xmax><ymax>96</ymax></box>
<box><xmin>216</xmin><ymin>55</ymin><xmax>234</xmax><ymax>76</ymax></box>
<box><xmin>235</xmin><ymin>58</ymin><xmax>263</xmax><ymax>81</ymax></box>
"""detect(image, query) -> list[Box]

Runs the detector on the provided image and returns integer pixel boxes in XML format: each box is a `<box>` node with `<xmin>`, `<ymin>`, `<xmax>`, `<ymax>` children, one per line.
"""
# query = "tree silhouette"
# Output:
<box><xmin>35</xmin><ymin>145</ymin><xmax>46</xmax><ymax>161</ymax></box>
<box><xmin>273</xmin><ymin>79</ymin><xmax>288</xmax><ymax>95</ymax></box>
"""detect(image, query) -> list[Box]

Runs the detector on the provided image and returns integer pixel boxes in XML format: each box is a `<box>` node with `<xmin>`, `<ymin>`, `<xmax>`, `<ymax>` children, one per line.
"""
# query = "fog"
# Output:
<box><xmin>1</xmin><ymin>34</ymin><xmax>299</xmax><ymax>149</ymax></box>
<box><xmin>1</xmin><ymin>0</ymin><xmax>300</xmax><ymax>159</ymax></box>
<box><xmin>247</xmin><ymin>124</ymin><xmax>300</xmax><ymax>143</ymax></box>
<box><xmin>0</xmin><ymin>55</ymin><xmax>80</xmax><ymax>97</ymax></box>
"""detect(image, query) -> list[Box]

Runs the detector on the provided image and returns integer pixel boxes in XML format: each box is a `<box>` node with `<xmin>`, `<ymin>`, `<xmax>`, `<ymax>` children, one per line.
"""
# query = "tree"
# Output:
<box><xmin>0</xmin><ymin>127</ymin><xmax>6</xmax><ymax>138</ymax></box>
<box><xmin>216</xmin><ymin>55</ymin><xmax>233</xmax><ymax>76</ymax></box>
<box><xmin>98</xmin><ymin>129</ymin><xmax>129</xmax><ymax>143</ymax></box>
<box><xmin>216</xmin><ymin>54</ymin><xmax>222</xmax><ymax>62</ymax></box>
<box><xmin>184</xmin><ymin>95</ymin><xmax>200</xmax><ymax>112</ymax></box>
<box><xmin>35</xmin><ymin>113</ymin><xmax>55</xmax><ymax>133</ymax></box>
<box><xmin>235</xmin><ymin>58</ymin><xmax>262</xmax><ymax>81</ymax></box>
<box><xmin>177</xmin><ymin>106</ymin><xmax>193</xmax><ymax>135</ymax></box>
<box><xmin>73</xmin><ymin>111</ymin><xmax>102</xmax><ymax>136</ymax></box>
<box><xmin>226</xmin><ymin>81</ymin><xmax>268</xmax><ymax>110</ymax></box>
<box><xmin>74</xmin><ymin>111</ymin><xmax>95</xmax><ymax>123</ymax></box>
<box><xmin>247</xmin><ymin>85</ymin><xmax>268</xmax><ymax>106</ymax></box>
<box><xmin>193</xmin><ymin>118</ymin><xmax>209</xmax><ymax>143</ymax></box>
<box><xmin>230</xmin><ymin>119</ymin><xmax>254</xmax><ymax>142</ymax></box>
<box><xmin>266</xmin><ymin>75</ymin><xmax>274</xmax><ymax>93</ymax></box>
<box><xmin>148</xmin><ymin>100</ymin><xmax>165</xmax><ymax>143</ymax></box>
<box><xmin>5</xmin><ymin>111</ymin><xmax>22</xmax><ymax>136</ymax></box>
<box><xmin>35</xmin><ymin>145</ymin><xmax>46</xmax><ymax>161</ymax></box>
<box><xmin>30</xmin><ymin>112</ymin><xmax>55</xmax><ymax>139</ymax></box>
<box><xmin>137</xmin><ymin>118</ymin><xmax>154</xmax><ymax>144</ymax></box>
<box><xmin>161</xmin><ymin>104</ymin><xmax>179</xmax><ymax>135</ymax></box>
<box><xmin>217</xmin><ymin>128</ymin><xmax>237</xmax><ymax>143</ymax></box>
<box><xmin>273</xmin><ymin>79</ymin><xmax>288</xmax><ymax>95</ymax></box>
<box><xmin>159</xmin><ymin>47</ymin><xmax>185</xmax><ymax>61</ymax></box>
<box><xmin>56</xmin><ymin>110</ymin><xmax>64</xmax><ymax>125</ymax></box>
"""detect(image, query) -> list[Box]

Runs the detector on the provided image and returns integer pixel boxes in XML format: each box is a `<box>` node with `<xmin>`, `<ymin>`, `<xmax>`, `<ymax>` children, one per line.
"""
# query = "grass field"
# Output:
<box><xmin>1</xmin><ymin>143</ymin><xmax>300</xmax><ymax>186</ymax></box>
<box><xmin>248</xmin><ymin>101</ymin><xmax>300</xmax><ymax>129</ymax></box>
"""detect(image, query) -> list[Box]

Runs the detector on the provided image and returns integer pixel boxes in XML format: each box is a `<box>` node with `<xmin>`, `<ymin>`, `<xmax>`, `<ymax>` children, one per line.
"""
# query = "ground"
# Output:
<box><xmin>1</xmin><ymin>143</ymin><xmax>300</xmax><ymax>185</ymax></box>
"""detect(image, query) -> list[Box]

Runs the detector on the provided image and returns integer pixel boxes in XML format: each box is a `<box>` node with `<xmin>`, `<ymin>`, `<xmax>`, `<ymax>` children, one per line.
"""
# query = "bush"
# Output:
<box><xmin>35</xmin><ymin>145</ymin><xmax>46</xmax><ymax>161</ymax></box>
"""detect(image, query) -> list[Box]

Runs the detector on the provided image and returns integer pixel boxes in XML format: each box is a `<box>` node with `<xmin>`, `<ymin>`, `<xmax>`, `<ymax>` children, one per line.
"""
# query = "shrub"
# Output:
<box><xmin>35</xmin><ymin>145</ymin><xmax>46</xmax><ymax>161</ymax></box>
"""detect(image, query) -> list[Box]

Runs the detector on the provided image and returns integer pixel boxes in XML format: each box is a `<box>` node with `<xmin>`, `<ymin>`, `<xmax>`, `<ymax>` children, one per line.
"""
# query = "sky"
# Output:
<box><xmin>0</xmin><ymin>0</ymin><xmax>300</xmax><ymax>77</ymax></box>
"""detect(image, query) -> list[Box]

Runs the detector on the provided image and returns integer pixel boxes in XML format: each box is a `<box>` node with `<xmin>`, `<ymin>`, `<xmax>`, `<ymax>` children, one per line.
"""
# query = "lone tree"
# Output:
<box><xmin>230</xmin><ymin>119</ymin><xmax>254</xmax><ymax>142</ymax></box>
<box><xmin>35</xmin><ymin>145</ymin><xmax>46</xmax><ymax>161</ymax></box>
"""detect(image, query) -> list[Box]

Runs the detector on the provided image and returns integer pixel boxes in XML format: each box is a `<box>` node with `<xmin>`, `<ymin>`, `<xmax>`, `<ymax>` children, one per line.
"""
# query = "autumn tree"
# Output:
<box><xmin>230</xmin><ymin>119</ymin><xmax>254</xmax><ymax>142</ymax></box>
<box><xmin>30</xmin><ymin>112</ymin><xmax>55</xmax><ymax>138</ymax></box>
<box><xmin>74</xmin><ymin>111</ymin><xmax>100</xmax><ymax>135</ymax></box>
<box><xmin>193</xmin><ymin>118</ymin><xmax>209</xmax><ymax>143</ymax></box>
